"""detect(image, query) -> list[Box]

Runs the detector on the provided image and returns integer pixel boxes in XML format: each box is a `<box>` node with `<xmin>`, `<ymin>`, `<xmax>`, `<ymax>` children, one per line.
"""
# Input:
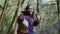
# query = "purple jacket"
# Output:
<box><xmin>24</xmin><ymin>16</ymin><xmax>34</xmax><ymax>34</ymax></box>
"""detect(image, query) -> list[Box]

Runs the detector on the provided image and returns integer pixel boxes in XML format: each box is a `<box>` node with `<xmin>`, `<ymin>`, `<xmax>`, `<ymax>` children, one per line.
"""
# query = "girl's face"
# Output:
<box><xmin>28</xmin><ymin>6</ymin><xmax>34</xmax><ymax>14</ymax></box>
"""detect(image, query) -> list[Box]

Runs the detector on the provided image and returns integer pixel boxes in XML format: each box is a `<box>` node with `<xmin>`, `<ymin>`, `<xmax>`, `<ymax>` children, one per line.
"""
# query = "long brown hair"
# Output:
<box><xmin>24</xmin><ymin>4</ymin><xmax>34</xmax><ymax>18</ymax></box>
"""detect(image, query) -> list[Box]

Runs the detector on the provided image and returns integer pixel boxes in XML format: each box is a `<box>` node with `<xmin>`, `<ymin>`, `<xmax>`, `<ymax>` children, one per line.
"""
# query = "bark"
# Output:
<box><xmin>0</xmin><ymin>0</ymin><xmax>8</xmax><ymax>27</ymax></box>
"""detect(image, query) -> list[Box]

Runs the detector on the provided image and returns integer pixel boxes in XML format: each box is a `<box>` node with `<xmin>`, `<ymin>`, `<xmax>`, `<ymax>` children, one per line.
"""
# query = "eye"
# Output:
<box><xmin>29</xmin><ymin>8</ymin><xmax>33</xmax><ymax>9</ymax></box>
<box><xmin>29</xmin><ymin>8</ymin><xmax>33</xmax><ymax>10</ymax></box>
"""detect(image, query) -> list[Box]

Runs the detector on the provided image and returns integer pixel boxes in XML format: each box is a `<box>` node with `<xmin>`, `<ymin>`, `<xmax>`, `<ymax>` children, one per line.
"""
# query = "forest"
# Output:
<box><xmin>0</xmin><ymin>0</ymin><xmax>60</xmax><ymax>34</ymax></box>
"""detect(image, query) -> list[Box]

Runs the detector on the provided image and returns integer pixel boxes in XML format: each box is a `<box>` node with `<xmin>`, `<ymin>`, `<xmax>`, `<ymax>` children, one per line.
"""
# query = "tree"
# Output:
<box><xmin>0</xmin><ymin>0</ymin><xmax>19</xmax><ymax>34</ymax></box>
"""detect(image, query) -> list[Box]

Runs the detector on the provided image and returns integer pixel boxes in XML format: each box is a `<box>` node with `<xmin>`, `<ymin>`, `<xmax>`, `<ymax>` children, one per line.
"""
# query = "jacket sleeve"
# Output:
<box><xmin>33</xmin><ymin>19</ymin><xmax>40</xmax><ymax>26</ymax></box>
<box><xmin>17</xmin><ymin>12</ymin><xmax>28</xmax><ymax>33</ymax></box>
<box><xmin>33</xmin><ymin>14</ymin><xmax>40</xmax><ymax>26</ymax></box>
<box><xmin>17</xmin><ymin>12</ymin><xmax>24</xmax><ymax>25</ymax></box>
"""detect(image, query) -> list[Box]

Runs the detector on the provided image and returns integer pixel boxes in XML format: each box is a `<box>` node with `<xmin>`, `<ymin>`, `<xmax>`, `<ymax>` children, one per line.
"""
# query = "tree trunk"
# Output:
<box><xmin>0</xmin><ymin>0</ymin><xmax>19</xmax><ymax>34</ymax></box>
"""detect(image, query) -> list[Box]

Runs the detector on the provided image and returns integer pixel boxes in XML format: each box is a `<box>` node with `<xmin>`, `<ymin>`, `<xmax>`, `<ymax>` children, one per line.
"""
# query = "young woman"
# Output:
<box><xmin>17</xmin><ymin>4</ymin><xmax>40</xmax><ymax>34</ymax></box>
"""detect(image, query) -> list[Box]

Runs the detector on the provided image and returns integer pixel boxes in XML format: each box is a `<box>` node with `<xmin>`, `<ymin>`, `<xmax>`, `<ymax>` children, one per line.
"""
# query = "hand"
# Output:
<box><xmin>37</xmin><ymin>15</ymin><xmax>40</xmax><ymax>20</ymax></box>
<box><xmin>34</xmin><ymin>14</ymin><xmax>40</xmax><ymax>21</ymax></box>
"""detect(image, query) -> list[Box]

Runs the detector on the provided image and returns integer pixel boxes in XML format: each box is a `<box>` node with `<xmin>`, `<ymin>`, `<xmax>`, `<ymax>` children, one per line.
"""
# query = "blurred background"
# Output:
<box><xmin>0</xmin><ymin>0</ymin><xmax>60</xmax><ymax>34</ymax></box>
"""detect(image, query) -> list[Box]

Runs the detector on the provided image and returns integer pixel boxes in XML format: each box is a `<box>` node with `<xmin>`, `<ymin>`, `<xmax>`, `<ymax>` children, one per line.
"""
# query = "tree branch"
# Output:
<box><xmin>21</xmin><ymin>0</ymin><xmax>25</xmax><ymax>7</ymax></box>
<box><xmin>37</xmin><ymin>0</ymin><xmax>40</xmax><ymax>14</ymax></box>
<box><xmin>0</xmin><ymin>5</ymin><xmax>4</xmax><ymax>9</ymax></box>
<box><xmin>0</xmin><ymin>0</ymin><xmax>8</xmax><ymax>27</ymax></box>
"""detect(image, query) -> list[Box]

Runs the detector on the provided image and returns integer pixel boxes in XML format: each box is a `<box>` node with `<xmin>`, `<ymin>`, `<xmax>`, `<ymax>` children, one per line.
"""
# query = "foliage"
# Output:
<box><xmin>0</xmin><ymin>0</ymin><xmax>60</xmax><ymax>34</ymax></box>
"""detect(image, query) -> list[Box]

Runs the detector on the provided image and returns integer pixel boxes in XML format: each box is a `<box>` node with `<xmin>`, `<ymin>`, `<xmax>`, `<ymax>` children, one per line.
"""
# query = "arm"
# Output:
<box><xmin>33</xmin><ymin>14</ymin><xmax>40</xmax><ymax>26</ymax></box>
<box><xmin>17</xmin><ymin>12</ymin><xmax>28</xmax><ymax>33</ymax></box>
<box><xmin>17</xmin><ymin>12</ymin><xmax>24</xmax><ymax>24</ymax></box>
<box><xmin>33</xmin><ymin>18</ymin><xmax>40</xmax><ymax>26</ymax></box>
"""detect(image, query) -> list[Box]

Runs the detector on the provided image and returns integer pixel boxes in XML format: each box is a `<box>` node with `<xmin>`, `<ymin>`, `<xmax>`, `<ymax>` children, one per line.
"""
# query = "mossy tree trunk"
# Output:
<box><xmin>0</xmin><ymin>0</ymin><xmax>19</xmax><ymax>34</ymax></box>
